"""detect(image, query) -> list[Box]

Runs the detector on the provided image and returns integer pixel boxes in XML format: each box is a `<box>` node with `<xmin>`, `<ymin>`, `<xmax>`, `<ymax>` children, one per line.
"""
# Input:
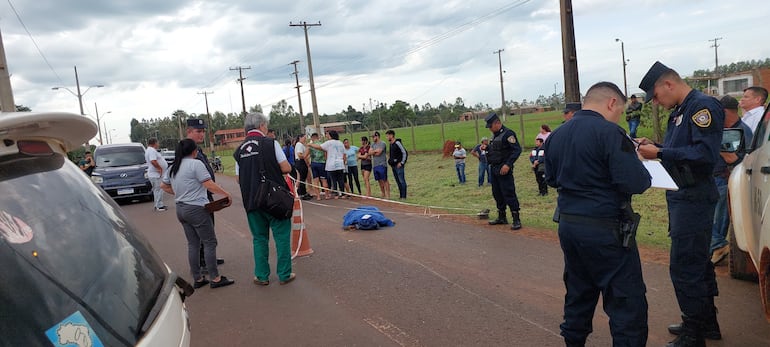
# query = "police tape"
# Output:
<box><xmin>287</xmin><ymin>175</ymin><xmax>482</xmax><ymax>218</ymax></box>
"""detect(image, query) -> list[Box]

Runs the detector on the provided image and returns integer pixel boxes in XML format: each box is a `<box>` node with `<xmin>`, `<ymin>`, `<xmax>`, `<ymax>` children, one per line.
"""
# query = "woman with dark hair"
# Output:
<box><xmin>358</xmin><ymin>136</ymin><xmax>372</xmax><ymax>196</ymax></box>
<box><xmin>161</xmin><ymin>138</ymin><xmax>234</xmax><ymax>289</ymax></box>
<box><xmin>308</xmin><ymin>130</ymin><xmax>347</xmax><ymax>198</ymax></box>
<box><xmin>343</xmin><ymin>138</ymin><xmax>361</xmax><ymax>194</ymax></box>
<box><xmin>536</xmin><ymin>124</ymin><xmax>552</xmax><ymax>142</ymax></box>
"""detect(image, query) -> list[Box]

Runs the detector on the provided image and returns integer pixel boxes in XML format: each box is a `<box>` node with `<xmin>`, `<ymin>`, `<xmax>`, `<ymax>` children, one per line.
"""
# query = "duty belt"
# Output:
<box><xmin>559</xmin><ymin>213</ymin><xmax>619</xmax><ymax>229</ymax></box>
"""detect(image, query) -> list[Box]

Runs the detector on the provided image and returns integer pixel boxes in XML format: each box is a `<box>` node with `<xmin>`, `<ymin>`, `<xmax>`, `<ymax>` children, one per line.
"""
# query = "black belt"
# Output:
<box><xmin>559</xmin><ymin>213</ymin><xmax>619</xmax><ymax>229</ymax></box>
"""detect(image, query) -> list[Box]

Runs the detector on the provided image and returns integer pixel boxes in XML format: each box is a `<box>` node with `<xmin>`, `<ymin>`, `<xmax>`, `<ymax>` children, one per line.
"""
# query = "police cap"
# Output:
<box><xmin>186</xmin><ymin>118</ymin><xmax>207</xmax><ymax>129</ymax></box>
<box><xmin>562</xmin><ymin>102</ymin><xmax>581</xmax><ymax>113</ymax></box>
<box><xmin>484</xmin><ymin>113</ymin><xmax>499</xmax><ymax>128</ymax></box>
<box><xmin>639</xmin><ymin>61</ymin><xmax>674</xmax><ymax>103</ymax></box>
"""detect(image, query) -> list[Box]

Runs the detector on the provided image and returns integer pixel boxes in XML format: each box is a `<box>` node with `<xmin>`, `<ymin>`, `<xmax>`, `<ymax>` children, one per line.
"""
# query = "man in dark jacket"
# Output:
<box><xmin>386</xmin><ymin>130</ymin><xmax>408</xmax><ymax>199</ymax></box>
<box><xmin>233</xmin><ymin>112</ymin><xmax>296</xmax><ymax>286</ymax></box>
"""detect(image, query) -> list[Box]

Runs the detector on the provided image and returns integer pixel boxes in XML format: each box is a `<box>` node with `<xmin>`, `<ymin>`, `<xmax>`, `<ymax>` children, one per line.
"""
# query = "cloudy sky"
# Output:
<box><xmin>2</xmin><ymin>0</ymin><xmax>768</xmax><ymax>143</ymax></box>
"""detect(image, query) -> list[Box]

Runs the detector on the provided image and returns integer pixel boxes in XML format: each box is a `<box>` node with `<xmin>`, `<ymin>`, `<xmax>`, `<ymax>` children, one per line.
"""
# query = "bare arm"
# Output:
<box><xmin>160</xmin><ymin>182</ymin><xmax>174</xmax><ymax>195</ymax></box>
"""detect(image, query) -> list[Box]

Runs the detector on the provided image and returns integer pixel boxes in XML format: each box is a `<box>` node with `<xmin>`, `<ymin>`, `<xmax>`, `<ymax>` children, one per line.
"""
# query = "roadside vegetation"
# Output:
<box><xmin>218</xmin><ymin>110</ymin><xmax>673</xmax><ymax>249</ymax></box>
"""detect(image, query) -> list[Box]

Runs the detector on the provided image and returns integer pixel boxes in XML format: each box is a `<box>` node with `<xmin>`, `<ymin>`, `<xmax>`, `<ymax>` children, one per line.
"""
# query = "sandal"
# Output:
<box><xmin>193</xmin><ymin>278</ymin><xmax>209</xmax><ymax>289</ymax></box>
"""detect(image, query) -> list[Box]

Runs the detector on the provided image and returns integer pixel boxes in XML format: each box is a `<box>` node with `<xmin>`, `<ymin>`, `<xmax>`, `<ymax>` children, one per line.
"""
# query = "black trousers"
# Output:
<box><xmin>295</xmin><ymin>159</ymin><xmax>309</xmax><ymax>196</ymax></box>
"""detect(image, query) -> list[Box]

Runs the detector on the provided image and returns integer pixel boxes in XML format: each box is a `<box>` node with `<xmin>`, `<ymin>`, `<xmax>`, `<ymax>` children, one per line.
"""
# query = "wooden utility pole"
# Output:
<box><xmin>198</xmin><ymin>91</ymin><xmax>215</xmax><ymax>154</ymax></box>
<box><xmin>229</xmin><ymin>66</ymin><xmax>251</xmax><ymax>116</ymax></box>
<box><xmin>290</xmin><ymin>21</ymin><xmax>322</xmax><ymax>136</ymax></box>
<box><xmin>289</xmin><ymin>60</ymin><xmax>306</xmax><ymax>131</ymax></box>
<box><xmin>493</xmin><ymin>49</ymin><xmax>506</xmax><ymax>121</ymax></box>
<box><xmin>560</xmin><ymin>0</ymin><xmax>580</xmax><ymax>103</ymax></box>
<box><xmin>709</xmin><ymin>37</ymin><xmax>723</xmax><ymax>76</ymax></box>
<box><xmin>0</xmin><ymin>28</ymin><xmax>15</xmax><ymax>112</ymax></box>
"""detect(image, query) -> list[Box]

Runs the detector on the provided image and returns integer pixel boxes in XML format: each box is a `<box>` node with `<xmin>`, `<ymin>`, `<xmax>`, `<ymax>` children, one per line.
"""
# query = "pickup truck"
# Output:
<box><xmin>728</xmin><ymin>107</ymin><xmax>770</xmax><ymax>321</ymax></box>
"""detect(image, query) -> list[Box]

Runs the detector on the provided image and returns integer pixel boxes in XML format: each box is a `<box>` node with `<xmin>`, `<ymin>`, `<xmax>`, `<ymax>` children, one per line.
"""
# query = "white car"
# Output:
<box><xmin>0</xmin><ymin>111</ymin><xmax>192</xmax><ymax>346</ymax></box>
<box><xmin>728</xmin><ymin>108</ymin><xmax>770</xmax><ymax>321</ymax></box>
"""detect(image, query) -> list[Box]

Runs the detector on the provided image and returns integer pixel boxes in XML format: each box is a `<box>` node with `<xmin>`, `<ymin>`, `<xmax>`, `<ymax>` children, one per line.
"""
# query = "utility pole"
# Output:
<box><xmin>709</xmin><ymin>37</ymin><xmax>723</xmax><ymax>77</ymax></box>
<box><xmin>289</xmin><ymin>60</ymin><xmax>305</xmax><ymax>131</ymax></box>
<box><xmin>94</xmin><ymin>102</ymin><xmax>109</xmax><ymax>145</ymax></box>
<box><xmin>615</xmin><ymin>38</ymin><xmax>628</xmax><ymax>97</ymax></box>
<box><xmin>560</xmin><ymin>0</ymin><xmax>580</xmax><ymax>103</ymax></box>
<box><xmin>198</xmin><ymin>91</ymin><xmax>215</xmax><ymax>154</ymax></box>
<box><xmin>290</xmin><ymin>21</ymin><xmax>322</xmax><ymax>136</ymax></box>
<box><xmin>229</xmin><ymin>66</ymin><xmax>251</xmax><ymax>116</ymax></box>
<box><xmin>493</xmin><ymin>49</ymin><xmax>507</xmax><ymax>121</ymax></box>
<box><xmin>0</xmin><ymin>28</ymin><xmax>15</xmax><ymax>112</ymax></box>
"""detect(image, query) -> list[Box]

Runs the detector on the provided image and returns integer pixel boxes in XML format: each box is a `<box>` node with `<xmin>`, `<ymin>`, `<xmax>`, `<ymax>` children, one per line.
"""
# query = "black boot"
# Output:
<box><xmin>666</xmin><ymin>317</ymin><xmax>705</xmax><ymax>347</ymax></box>
<box><xmin>489</xmin><ymin>210</ymin><xmax>508</xmax><ymax>225</ymax></box>
<box><xmin>668</xmin><ymin>312</ymin><xmax>721</xmax><ymax>340</ymax></box>
<box><xmin>511</xmin><ymin>211</ymin><xmax>522</xmax><ymax>230</ymax></box>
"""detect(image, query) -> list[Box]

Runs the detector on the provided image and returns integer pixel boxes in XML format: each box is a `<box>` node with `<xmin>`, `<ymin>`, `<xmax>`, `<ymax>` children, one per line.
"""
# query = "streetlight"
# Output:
<box><xmin>107</xmin><ymin>129</ymin><xmax>116</xmax><ymax>144</ymax></box>
<box><xmin>51</xmin><ymin>66</ymin><xmax>104</xmax><ymax>115</ymax></box>
<box><xmin>614</xmin><ymin>38</ymin><xmax>628</xmax><ymax>97</ymax></box>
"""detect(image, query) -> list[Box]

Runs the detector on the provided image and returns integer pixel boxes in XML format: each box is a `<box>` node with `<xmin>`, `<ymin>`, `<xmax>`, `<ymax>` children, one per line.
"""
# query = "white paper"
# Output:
<box><xmin>642</xmin><ymin>160</ymin><xmax>678</xmax><ymax>191</ymax></box>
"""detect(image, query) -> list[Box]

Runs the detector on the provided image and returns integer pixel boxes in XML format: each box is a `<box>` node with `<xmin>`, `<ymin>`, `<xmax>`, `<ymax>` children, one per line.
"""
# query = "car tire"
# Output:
<box><xmin>728</xmin><ymin>224</ymin><xmax>759</xmax><ymax>282</ymax></box>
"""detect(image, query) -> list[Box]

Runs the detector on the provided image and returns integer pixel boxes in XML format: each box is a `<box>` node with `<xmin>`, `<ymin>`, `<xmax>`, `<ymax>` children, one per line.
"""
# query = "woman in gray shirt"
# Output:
<box><xmin>162</xmin><ymin>139</ymin><xmax>234</xmax><ymax>289</ymax></box>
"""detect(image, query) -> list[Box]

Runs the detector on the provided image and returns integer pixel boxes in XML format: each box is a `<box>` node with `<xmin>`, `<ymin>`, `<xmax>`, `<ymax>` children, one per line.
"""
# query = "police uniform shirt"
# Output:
<box><xmin>487</xmin><ymin>126</ymin><xmax>522</xmax><ymax>168</ymax></box>
<box><xmin>544</xmin><ymin>110</ymin><xmax>651</xmax><ymax>218</ymax></box>
<box><xmin>659</xmin><ymin>90</ymin><xmax>724</xmax><ymax>191</ymax></box>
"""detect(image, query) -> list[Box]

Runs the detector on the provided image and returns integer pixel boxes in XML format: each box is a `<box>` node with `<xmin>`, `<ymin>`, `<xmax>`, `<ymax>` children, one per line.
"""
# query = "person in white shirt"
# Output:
<box><xmin>738</xmin><ymin>86</ymin><xmax>768</xmax><ymax>132</ymax></box>
<box><xmin>294</xmin><ymin>134</ymin><xmax>312</xmax><ymax>200</ymax></box>
<box><xmin>308</xmin><ymin>130</ymin><xmax>347</xmax><ymax>198</ymax></box>
<box><xmin>145</xmin><ymin>138</ymin><xmax>168</xmax><ymax>211</ymax></box>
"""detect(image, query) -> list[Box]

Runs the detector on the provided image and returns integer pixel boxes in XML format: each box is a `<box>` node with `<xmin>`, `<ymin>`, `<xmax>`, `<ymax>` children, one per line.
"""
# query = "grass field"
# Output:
<box><xmin>219</xmin><ymin>111</ymin><xmax>673</xmax><ymax>250</ymax></box>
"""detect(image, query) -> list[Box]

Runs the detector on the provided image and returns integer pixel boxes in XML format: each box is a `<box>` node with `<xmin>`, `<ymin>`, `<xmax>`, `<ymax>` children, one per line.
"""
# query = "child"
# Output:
<box><xmin>529</xmin><ymin>138</ymin><xmax>547</xmax><ymax>196</ymax></box>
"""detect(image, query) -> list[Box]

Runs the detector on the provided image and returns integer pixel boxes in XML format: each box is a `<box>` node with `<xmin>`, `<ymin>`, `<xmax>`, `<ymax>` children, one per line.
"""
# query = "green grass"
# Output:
<box><xmin>217</xmin><ymin>113</ymin><xmax>672</xmax><ymax>250</ymax></box>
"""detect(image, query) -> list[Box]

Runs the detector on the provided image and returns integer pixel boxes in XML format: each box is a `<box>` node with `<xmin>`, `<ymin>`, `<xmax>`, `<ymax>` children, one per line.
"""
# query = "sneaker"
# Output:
<box><xmin>155</xmin><ymin>206</ymin><xmax>167</xmax><ymax>212</ymax></box>
<box><xmin>711</xmin><ymin>245</ymin><xmax>730</xmax><ymax>265</ymax></box>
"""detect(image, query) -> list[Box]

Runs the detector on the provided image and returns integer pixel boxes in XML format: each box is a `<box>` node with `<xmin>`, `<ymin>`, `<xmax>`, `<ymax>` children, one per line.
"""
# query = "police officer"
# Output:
<box><xmin>638</xmin><ymin>62</ymin><xmax>724</xmax><ymax>347</ymax></box>
<box><xmin>545</xmin><ymin>82</ymin><xmax>651</xmax><ymax>347</ymax></box>
<box><xmin>484</xmin><ymin>112</ymin><xmax>523</xmax><ymax>230</ymax></box>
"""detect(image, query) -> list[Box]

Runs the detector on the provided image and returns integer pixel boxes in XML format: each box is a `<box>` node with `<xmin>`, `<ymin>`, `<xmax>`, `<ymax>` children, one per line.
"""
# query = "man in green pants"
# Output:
<box><xmin>233</xmin><ymin>112</ymin><xmax>296</xmax><ymax>286</ymax></box>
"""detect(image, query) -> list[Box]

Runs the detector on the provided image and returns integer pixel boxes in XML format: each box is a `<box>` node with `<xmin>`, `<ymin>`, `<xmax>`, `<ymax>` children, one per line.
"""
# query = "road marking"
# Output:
<box><xmin>363</xmin><ymin>316</ymin><xmax>421</xmax><ymax>347</ymax></box>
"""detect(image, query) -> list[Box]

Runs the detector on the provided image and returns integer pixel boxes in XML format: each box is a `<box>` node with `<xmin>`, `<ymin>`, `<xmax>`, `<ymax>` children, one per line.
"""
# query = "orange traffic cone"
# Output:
<box><xmin>291</xmin><ymin>197</ymin><xmax>314</xmax><ymax>257</ymax></box>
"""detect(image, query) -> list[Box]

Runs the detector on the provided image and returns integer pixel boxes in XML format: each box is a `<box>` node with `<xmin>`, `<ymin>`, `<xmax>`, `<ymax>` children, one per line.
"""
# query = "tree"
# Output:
<box><xmin>15</xmin><ymin>105</ymin><xmax>31</xmax><ymax>112</ymax></box>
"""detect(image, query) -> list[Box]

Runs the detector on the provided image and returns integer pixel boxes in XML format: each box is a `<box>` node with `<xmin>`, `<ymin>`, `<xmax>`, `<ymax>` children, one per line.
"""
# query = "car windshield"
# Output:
<box><xmin>96</xmin><ymin>147</ymin><xmax>146</xmax><ymax>167</ymax></box>
<box><xmin>0</xmin><ymin>152</ymin><xmax>166</xmax><ymax>346</ymax></box>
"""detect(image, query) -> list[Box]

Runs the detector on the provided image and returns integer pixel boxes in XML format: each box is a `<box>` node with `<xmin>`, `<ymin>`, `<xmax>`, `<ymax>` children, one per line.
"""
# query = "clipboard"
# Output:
<box><xmin>642</xmin><ymin>160</ymin><xmax>678</xmax><ymax>191</ymax></box>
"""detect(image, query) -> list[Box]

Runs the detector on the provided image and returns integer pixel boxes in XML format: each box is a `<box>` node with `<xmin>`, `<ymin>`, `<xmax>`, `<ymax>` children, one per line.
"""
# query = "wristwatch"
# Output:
<box><xmin>656</xmin><ymin>149</ymin><xmax>663</xmax><ymax>160</ymax></box>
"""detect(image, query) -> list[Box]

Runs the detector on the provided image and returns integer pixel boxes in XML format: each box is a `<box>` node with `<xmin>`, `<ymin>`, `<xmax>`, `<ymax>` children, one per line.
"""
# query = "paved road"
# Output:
<box><xmin>122</xmin><ymin>174</ymin><xmax>770</xmax><ymax>346</ymax></box>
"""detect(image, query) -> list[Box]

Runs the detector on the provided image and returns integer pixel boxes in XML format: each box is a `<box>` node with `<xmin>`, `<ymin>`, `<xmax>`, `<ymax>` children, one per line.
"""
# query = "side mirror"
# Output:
<box><xmin>721</xmin><ymin>128</ymin><xmax>744</xmax><ymax>153</ymax></box>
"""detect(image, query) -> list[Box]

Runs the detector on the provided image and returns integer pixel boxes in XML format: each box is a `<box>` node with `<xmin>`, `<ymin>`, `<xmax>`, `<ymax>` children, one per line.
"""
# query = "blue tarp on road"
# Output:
<box><xmin>342</xmin><ymin>206</ymin><xmax>395</xmax><ymax>230</ymax></box>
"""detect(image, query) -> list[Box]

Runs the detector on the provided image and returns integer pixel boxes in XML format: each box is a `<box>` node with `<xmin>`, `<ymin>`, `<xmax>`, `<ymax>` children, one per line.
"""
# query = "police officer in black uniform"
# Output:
<box><xmin>545</xmin><ymin>82</ymin><xmax>651</xmax><ymax>347</ymax></box>
<box><xmin>638</xmin><ymin>62</ymin><xmax>724</xmax><ymax>347</ymax></box>
<box><xmin>484</xmin><ymin>113</ymin><xmax>523</xmax><ymax>230</ymax></box>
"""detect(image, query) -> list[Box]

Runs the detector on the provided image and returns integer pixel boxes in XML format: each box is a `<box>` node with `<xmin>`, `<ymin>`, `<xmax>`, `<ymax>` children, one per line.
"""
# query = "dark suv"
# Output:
<box><xmin>0</xmin><ymin>111</ymin><xmax>191</xmax><ymax>346</ymax></box>
<box><xmin>92</xmin><ymin>143</ymin><xmax>153</xmax><ymax>201</ymax></box>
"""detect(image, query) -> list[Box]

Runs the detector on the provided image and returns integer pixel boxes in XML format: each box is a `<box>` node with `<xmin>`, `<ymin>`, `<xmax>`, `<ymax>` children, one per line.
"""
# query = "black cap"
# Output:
<box><xmin>186</xmin><ymin>118</ymin><xmax>206</xmax><ymax>129</ymax></box>
<box><xmin>630</xmin><ymin>94</ymin><xmax>638</xmax><ymax>99</ymax></box>
<box><xmin>639</xmin><ymin>61</ymin><xmax>674</xmax><ymax>103</ymax></box>
<box><xmin>484</xmin><ymin>113</ymin><xmax>499</xmax><ymax>128</ymax></box>
<box><xmin>562</xmin><ymin>102</ymin><xmax>581</xmax><ymax>113</ymax></box>
<box><xmin>720</xmin><ymin>95</ymin><xmax>739</xmax><ymax>110</ymax></box>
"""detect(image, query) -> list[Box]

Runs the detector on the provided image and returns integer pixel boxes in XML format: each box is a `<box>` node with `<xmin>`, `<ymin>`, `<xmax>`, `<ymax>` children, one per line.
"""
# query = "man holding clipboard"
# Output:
<box><xmin>637</xmin><ymin>61</ymin><xmax>724</xmax><ymax>346</ymax></box>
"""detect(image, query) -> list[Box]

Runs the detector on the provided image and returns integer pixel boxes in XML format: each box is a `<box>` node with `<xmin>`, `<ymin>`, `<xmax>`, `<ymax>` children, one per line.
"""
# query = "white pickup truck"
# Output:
<box><xmin>728</xmin><ymin>109</ymin><xmax>770</xmax><ymax>321</ymax></box>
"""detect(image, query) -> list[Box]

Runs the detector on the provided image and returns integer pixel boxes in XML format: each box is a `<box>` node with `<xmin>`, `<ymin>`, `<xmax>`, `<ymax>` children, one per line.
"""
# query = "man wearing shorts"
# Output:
<box><xmin>369</xmin><ymin>131</ymin><xmax>390</xmax><ymax>199</ymax></box>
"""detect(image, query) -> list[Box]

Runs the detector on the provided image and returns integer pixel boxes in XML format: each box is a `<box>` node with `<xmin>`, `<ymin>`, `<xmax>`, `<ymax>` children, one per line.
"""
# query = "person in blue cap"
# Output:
<box><xmin>637</xmin><ymin>61</ymin><xmax>724</xmax><ymax>347</ymax></box>
<box><xmin>484</xmin><ymin>112</ymin><xmax>523</xmax><ymax>230</ymax></box>
<box><xmin>562</xmin><ymin>102</ymin><xmax>581</xmax><ymax>122</ymax></box>
<box><xmin>545</xmin><ymin>81</ymin><xmax>651</xmax><ymax>347</ymax></box>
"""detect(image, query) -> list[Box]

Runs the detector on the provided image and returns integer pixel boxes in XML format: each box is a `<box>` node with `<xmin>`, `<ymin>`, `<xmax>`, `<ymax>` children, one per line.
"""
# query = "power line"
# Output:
<box><xmin>6</xmin><ymin>0</ymin><xmax>62</xmax><ymax>84</ymax></box>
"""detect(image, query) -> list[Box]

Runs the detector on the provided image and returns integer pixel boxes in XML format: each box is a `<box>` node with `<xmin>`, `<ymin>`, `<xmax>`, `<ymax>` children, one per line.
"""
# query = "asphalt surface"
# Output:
<box><xmin>121</xmin><ymin>174</ymin><xmax>770</xmax><ymax>346</ymax></box>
